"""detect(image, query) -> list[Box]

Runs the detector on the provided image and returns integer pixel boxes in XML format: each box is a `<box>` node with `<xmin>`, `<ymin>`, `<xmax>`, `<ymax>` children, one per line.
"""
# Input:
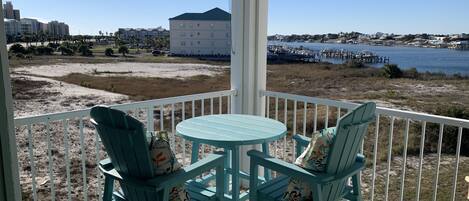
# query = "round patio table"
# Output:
<box><xmin>176</xmin><ymin>114</ymin><xmax>287</xmax><ymax>201</ymax></box>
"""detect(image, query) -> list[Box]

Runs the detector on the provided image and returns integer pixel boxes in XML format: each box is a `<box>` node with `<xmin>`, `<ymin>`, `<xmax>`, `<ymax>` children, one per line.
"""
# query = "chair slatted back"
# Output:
<box><xmin>91</xmin><ymin>106</ymin><xmax>158</xmax><ymax>201</ymax></box>
<box><xmin>323</xmin><ymin>102</ymin><xmax>376</xmax><ymax>201</ymax></box>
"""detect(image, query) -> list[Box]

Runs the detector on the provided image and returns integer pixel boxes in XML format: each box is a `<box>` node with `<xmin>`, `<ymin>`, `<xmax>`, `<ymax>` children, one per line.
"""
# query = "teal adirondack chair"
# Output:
<box><xmin>248</xmin><ymin>102</ymin><xmax>376</xmax><ymax>201</ymax></box>
<box><xmin>90</xmin><ymin>106</ymin><xmax>225</xmax><ymax>201</ymax></box>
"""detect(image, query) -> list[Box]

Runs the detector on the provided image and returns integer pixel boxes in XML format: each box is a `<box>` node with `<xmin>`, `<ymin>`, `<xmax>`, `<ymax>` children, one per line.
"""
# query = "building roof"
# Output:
<box><xmin>169</xmin><ymin>7</ymin><xmax>230</xmax><ymax>21</ymax></box>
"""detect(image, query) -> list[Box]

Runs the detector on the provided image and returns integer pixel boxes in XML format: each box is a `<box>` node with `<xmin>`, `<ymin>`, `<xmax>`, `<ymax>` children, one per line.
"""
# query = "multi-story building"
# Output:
<box><xmin>3</xmin><ymin>1</ymin><xmax>20</xmax><ymax>20</ymax></box>
<box><xmin>47</xmin><ymin>20</ymin><xmax>70</xmax><ymax>37</ymax></box>
<box><xmin>169</xmin><ymin>7</ymin><xmax>231</xmax><ymax>56</ymax></box>
<box><xmin>19</xmin><ymin>18</ymin><xmax>46</xmax><ymax>35</ymax></box>
<box><xmin>117</xmin><ymin>27</ymin><xmax>169</xmax><ymax>42</ymax></box>
<box><xmin>3</xmin><ymin>18</ymin><xmax>19</xmax><ymax>36</ymax></box>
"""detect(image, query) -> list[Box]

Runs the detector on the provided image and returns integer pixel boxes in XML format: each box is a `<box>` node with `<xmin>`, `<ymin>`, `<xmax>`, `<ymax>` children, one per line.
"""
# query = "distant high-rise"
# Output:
<box><xmin>47</xmin><ymin>21</ymin><xmax>70</xmax><ymax>37</ymax></box>
<box><xmin>3</xmin><ymin>1</ymin><xmax>19</xmax><ymax>20</ymax></box>
<box><xmin>2</xmin><ymin>1</ymin><xmax>70</xmax><ymax>38</ymax></box>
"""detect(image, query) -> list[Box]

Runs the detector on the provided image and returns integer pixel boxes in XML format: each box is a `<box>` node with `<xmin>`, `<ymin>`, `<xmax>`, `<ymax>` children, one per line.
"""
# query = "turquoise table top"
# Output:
<box><xmin>176</xmin><ymin>114</ymin><xmax>287</xmax><ymax>147</ymax></box>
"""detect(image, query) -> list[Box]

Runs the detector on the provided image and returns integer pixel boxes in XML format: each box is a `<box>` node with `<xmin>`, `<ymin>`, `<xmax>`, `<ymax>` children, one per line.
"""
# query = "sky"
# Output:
<box><xmin>7</xmin><ymin>0</ymin><xmax>469</xmax><ymax>35</ymax></box>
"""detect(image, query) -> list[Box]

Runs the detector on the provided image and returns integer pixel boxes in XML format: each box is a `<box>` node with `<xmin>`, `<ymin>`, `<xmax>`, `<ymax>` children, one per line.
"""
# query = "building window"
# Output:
<box><xmin>197</xmin><ymin>32</ymin><xmax>200</xmax><ymax>36</ymax></box>
<box><xmin>197</xmin><ymin>23</ymin><xmax>200</xmax><ymax>27</ymax></box>
<box><xmin>197</xmin><ymin>41</ymin><xmax>200</xmax><ymax>45</ymax></box>
<box><xmin>180</xmin><ymin>23</ymin><xmax>184</xmax><ymax>27</ymax></box>
<box><xmin>190</xmin><ymin>41</ymin><xmax>193</xmax><ymax>46</ymax></box>
<box><xmin>210</xmin><ymin>24</ymin><xmax>214</xmax><ymax>28</ymax></box>
<box><xmin>226</xmin><ymin>33</ymin><xmax>230</xmax><ymax>38</ymax></box>
<box><xmin>211</xmin><ymin>41</ymin><xmax>215</xmax><ymax>46</ymax></box>
<box><xmin>181</xmin><ymin>41</ymin><xmax>186</xmax><ymax>46</ymax></box>
<box><xmin>190</xmin><ymin>33</ymin><xmax>193</xmax><ymax>37</ymax></box>
<box><xmin>210</xmin><ymin>32</ymin><xmax>214</xmax><ymax>38</ymax></box>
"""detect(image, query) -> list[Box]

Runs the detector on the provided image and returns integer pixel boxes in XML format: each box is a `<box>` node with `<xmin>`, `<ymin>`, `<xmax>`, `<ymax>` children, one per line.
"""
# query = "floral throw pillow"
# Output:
<box><xmin>149</xmin><ymin>131</ymin><xmax>190</xmax><ymax>201</ymax></box>
<box><xmin>294</xmin><ymin>127</ymin><xmax>336</xmax><ymax>172</ymax></box>
<box><xmin>282</xmin><ymin>127</ymin><xmax>336</xmax><ymax>201</ymax></box>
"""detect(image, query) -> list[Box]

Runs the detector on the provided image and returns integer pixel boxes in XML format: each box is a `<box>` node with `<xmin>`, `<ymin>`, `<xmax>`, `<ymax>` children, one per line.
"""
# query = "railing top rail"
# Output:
<box><xmin>14</xmin><ymin>89</ymin><xmax>236</xmax><ymax>126</ymax></box>
<box><xmin>261</xmin><ymin>90</ymin><xmax>469</xmax><ymax>129</ymax></box>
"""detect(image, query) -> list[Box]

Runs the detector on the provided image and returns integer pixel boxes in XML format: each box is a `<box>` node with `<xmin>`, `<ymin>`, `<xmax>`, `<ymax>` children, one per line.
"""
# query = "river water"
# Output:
<box><xmin>271</xmin><ymin>41</ymin><xmax>469</xmax><ymax>75</ymax></box>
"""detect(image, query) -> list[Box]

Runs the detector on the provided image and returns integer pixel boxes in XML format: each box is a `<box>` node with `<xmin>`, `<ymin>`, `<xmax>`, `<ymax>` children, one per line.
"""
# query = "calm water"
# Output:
<box><xmin>271</xmin><ymin>41</ymin><xmax>469</xmax><ymax>75</ymax></box>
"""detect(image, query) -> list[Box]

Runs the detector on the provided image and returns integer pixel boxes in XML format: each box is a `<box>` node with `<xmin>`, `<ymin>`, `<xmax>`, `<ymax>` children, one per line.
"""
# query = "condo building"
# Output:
<box><xmin>169</xmin><ymin>8</ymin><xmax>231</xmax><ymax>56</ymax></box>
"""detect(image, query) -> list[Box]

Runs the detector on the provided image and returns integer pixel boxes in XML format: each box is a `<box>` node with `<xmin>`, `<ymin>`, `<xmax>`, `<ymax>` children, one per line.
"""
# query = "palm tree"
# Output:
<box><xmin>118</xmin><ymin>45</ymin><xmax>129</xmax><ymax>57</ymax></box>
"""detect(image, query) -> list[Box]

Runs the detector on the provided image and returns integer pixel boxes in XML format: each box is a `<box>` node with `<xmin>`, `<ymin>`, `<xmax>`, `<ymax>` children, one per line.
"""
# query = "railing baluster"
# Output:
<box><xmin>146</xmin><ymin>107</ymin><xmax>154</xmax><ymax>132</ymax></box>
<box><xmin>63</xmin><ymin>120</ymin><xmax>71</xmax><ymax>201</ymax></box>
<box><xmin>416</xmin><ymin>121</ymin><xmax>427</xmax><ymax>201</ymax></box>
<box><xmin>27</xmin><ymin>124</ymin><xmax>38</xmax><ymax>201</ymax></box>
<box><xmin>313</xmin><ymin>104</ymin><xmax>318</xmax><ymax>132</ymax></box>
<box><xmin>431</xmin><ymin>123</ymin><xmax>444</xmax><ymax>201</ymax></box>
<box><xmin>210</xmin><ymin>98</ymin><xmax>213</xmax><ymax>115</ymax></box>
<box><xmin>303</xmin><ymin>102</ymin><xmax>307</xmax><ymax>135</ymax></box>
<box><xmin>95</xmin><ymin>129</ymin><xmax>101</xmax><ymax>200</ymax></box>
<box><xmin>371</xmin><ymin>115</ymin><xmax>380</xmax><ymax>201</ymax></box>
<box><xmin>160</xmin><ymin>105</ymin><xmax>164</xmax><ymax>131</ymax></box>
<box><xmin>171</xmin><ymin>104</ymin><xmax>175</xmax><ymax>150</ymax></box>
<box><xmin>201</xmin><ymin>99</ymin><xmax>206</xmax><ymax>157</ymax></box>
<box><xmin>283</xmin><ymin>98</ymin><xmax>288</xmax><ymax>161</ymax></box>
<box><xmin>325</xmin><ymin>105</ymin><xmax>329</xmax><ymax>128</ymax></box>
<box><xmin>182</xmin><ymin>102</ymin><xmax>186</xmax><ymax>164</ymax></box>
<box><xmin>275</xmin><ymin>97</ymin><xmax>279</xmax><ymax>120</ymax></box>
<box><xmin>227</xmin><ymin>95</ymin><xmax>231</xmax><ymax>114</ymax></box>
<box><xmin>337</xmin><ymin>107</ymin><xmax>341</xmax><ymax>125</ymax></box>
<box><xmin>450</xmin><ymin>127</ymin><xmax>463</xmax><ymax>201</ymax></box>
<box><xmin>192</xmin><ymin>100</ymin><xmax>195</xmax><ymax>118</ymax></box>
<box><xmin>79</xmin><ymin>117</ymin><xmax>88</xmax><ymax>201</ymax></box>
<box><xmin>201</xmin><ymin>99</ymin><xmax>205</xmax><ymax>116</ymax></box>
<box><xmin>292</xmin><ymin>100</ymin><xmax>297</xmax><ymax>162</ymax></box>
<box><xmin>219</xmin><ymin>96</ymin><xmax>222</xmax><ymax>114</ymax></box>
<box><xmin>384</xmin><ymin>117</ymin><xmax>395</xmax><ymax>201</ymax></box>
<box><xmin>46</xmin><ymin>122</ymin><xmax>55</xmax><ymax>201</ymax></box>
<box><xmin>399</xmin><ymin>119</ymin><xmax>410</xmax><ymax>201</ymax></box>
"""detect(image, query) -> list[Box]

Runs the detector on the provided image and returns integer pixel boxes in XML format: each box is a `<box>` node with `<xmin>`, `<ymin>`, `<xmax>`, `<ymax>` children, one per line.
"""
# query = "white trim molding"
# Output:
<box><xmin>0</xmin><ymin>0</ymin><xmax>22</xmax><ymax>200</ymax></box>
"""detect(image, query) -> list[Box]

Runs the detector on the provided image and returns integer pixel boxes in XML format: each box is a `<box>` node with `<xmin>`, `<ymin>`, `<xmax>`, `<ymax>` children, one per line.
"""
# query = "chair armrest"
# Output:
<box><xmin>248</xmin><ymin>150</ymin><xmax>366</xmax><ymax>184</ymax></box>
<box><xmin>147</xmin><ymin>153</ymin><xmax>225</xmax><ymax>190</ymax></box>
<box><xmin>293</xmin><ymin>134</ymin><xmax>310</xmax><ymax>148</ymax></box>
<box><xmin>99</xmin><ymin>158</ymin><xmax>123</xmax><ymax>180</ymax></box>
<box><xmin>248</xmin><ymin>150</ymin><xmax>327</xmax><ymax>184</ymax></box>
<box><xmin>99</xmin><ymin>153</ymin><xmax>225</xmax><ymax>190</ymax></box>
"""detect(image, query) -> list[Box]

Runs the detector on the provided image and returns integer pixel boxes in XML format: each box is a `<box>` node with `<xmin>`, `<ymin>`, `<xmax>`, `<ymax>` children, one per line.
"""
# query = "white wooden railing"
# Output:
<box><xmin>14</xmin><ymin>90</ymin><xmax>235</xmax><ymax>201</ymax></box>
<box><xmin>261</xmin><ymin>90</ymin><xmax>469</xmax><ymax>201</ymax></box>
<box><xmin>14</xmin><ymin>89</ymin><xmax>469</xmax><ymax>201</ymax></box>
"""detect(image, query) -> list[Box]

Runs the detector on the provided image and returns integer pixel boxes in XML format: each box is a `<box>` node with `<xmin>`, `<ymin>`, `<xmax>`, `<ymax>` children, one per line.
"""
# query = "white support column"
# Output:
<box><xmin>231</xmin><ymin>0</ymin><xmax>269</xmax><ymax>185</ymax></box>
<box><xmin>0</xmin><ymin>0</ymin><xmax>22</xmax><ymax>200</ymax></box>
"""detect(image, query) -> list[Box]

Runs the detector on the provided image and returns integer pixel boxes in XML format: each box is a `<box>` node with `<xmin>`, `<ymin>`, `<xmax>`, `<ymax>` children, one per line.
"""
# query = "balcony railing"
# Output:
<box><xmin>14</xmin><ymin>89</ymin><xmax>469</xmax><ymax>201</ymax></box>
<box><xmin>14</xmin><ymin>90</ymin><xmax>235</xmax><ymax>201</ymax></box>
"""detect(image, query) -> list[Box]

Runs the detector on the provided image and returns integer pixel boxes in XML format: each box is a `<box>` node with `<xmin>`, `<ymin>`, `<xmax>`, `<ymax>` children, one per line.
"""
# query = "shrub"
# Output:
<box><xmin>25</xmin><ymin>46</ymin><xmax>37</xmax><ymax>55</ymax></box>
<box><xmin>403</xmin><ymin>67</ymin><xmax>419</xmax><ymax>79</ymax></box>
<box><xmin>381</xmin><ymin>64</ymin><xmax>403</xmax><ymax>79</ymax></box>
<box><xmin>47</xmin><ymin>43</ymin><xmax>60</xmax><ymax>49</ymax></box>
<box><xmin>58</xmin><ymin>46</ymin><xmax>74</xmax><ymax>56</ymax></box>
<box><xmin>345</xmin><ymin>60</ymin><xmax>365</xmax><ymax>68</ymax></box>
<box><xmin>104</xmin><ymin>48</ymin><xmax>114</xmax><ymax>56</ymax></box>
<box><xmin>78</xmin><ymin>45</ymin><xmax>93</xmax><ymax>56</ymax></box>
<box><xmin>9</xmin><ymin>44</ymin><xmax>26</xmax><ymax>54</ymax></box>
<box><xmin>15</xmin><ymin>53</ymin><xmax>25</xmax><ymax>58</ymax></box>
<box><xmin>118</xmin><ymin>45</ymin><xmax>129</xmax><ymax>56</ymax></box>
<box><xmin>423</xmin><ymin>106</ymin><xmax>469</xmax><ymax>156</ymax></box>
<box><xmin>36</xmin><ymin>46</ymin><xmax>54</xmax><ymax>55</ymax></box>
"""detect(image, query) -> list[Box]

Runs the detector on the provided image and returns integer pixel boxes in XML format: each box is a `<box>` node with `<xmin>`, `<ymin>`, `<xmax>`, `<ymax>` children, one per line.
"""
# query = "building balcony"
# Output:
<box><xmin>13</xmin><ymin>89</ymin><xmax>469</xmax><ymax>200</ymax></box>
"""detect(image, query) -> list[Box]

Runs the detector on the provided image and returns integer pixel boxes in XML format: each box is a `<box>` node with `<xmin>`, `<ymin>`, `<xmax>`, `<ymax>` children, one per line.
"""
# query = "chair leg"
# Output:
<box><xmin>262</xmin><ymin>143</ymin><xmax>272</xmax><ymax>181</ymax></box>
<box><xmin>351</xmin><ymin>173</ymin><xmax>363</xmax><ymax>201</ymax></box>
<box><xmin>312</xmin><ymin>184</ymin><xmax>323</xmax><ymax>201</ymax></box>
<box><xmin>102</xmin><ymin>176</ymin><xmax>114</xmax><ymax>201</ymax></box>
<box><xmin>191</xmin><ymin>142</ymin><xmax>200</xmax><ymax>164</ymax></box>
<box><xmin>216</xmin><ymin>159</ymin><xmax>225</xmax><ymax>200</ymax></box>
<box><xmin>249</xmin><ymin>159</ymin><xmax>259</xmax><ymax>201</ymax></box>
